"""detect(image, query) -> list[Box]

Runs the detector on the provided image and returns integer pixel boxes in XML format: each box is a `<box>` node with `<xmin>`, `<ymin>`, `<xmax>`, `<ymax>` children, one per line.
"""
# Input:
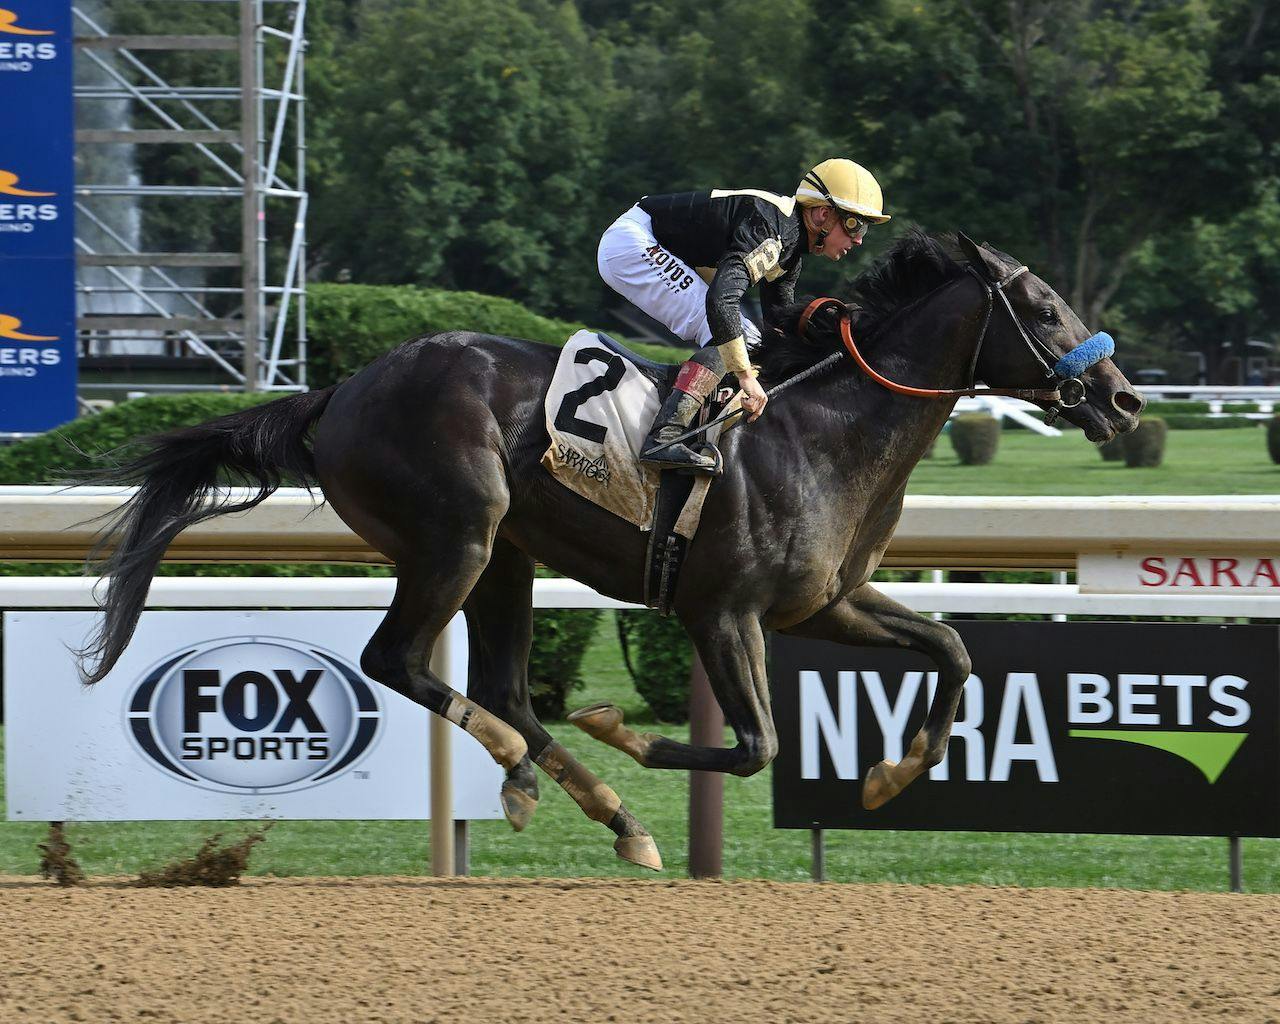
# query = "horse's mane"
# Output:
<box><xmin>755</xmin><ymin>229</ymin><xmax>969</xmax><ymax>383</ymax></box>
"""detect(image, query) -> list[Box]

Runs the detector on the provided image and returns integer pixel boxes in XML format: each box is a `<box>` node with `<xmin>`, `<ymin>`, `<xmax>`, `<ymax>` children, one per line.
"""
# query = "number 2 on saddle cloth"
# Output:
<box><xmin>541</xmin><ymin>331</ymin><xmax>741</xmax><ymax>611</ymax></box>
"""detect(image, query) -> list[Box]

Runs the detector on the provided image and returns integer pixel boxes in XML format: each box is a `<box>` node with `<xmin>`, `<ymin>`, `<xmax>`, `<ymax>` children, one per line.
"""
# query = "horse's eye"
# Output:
<box><xmin>1037</xmin><ymin>307</ymin><xmax>1058</xmax><ymax>324</ymax></box>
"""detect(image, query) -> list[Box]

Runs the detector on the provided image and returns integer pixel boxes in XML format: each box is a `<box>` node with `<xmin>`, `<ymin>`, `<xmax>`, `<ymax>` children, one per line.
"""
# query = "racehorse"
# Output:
<box><xmin>79</xmin><ymin>230</ymin><xmax>1142</xmax><ymax>870</ymax></box>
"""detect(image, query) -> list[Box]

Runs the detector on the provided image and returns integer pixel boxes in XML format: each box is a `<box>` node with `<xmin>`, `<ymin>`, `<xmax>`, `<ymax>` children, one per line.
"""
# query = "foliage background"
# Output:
<box><xmin>106</xmin><ymin>0</ymin><xmax>1280</xmax><ymax>381</ymax></box>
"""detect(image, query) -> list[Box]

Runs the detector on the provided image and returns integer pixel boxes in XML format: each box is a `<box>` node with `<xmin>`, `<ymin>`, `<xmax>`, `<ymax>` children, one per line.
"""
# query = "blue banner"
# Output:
<box><xmin>0</xmin><ymin>0</ymin><xmax>77</xmax><ymax>433</ymax></box>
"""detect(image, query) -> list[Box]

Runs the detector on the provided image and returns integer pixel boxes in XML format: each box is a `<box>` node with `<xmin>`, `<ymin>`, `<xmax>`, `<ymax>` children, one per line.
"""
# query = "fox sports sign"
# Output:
<box><xmin>127</xmin><ymin>636</ymin><xmax>382</xmax><ymax>794</ymax></box>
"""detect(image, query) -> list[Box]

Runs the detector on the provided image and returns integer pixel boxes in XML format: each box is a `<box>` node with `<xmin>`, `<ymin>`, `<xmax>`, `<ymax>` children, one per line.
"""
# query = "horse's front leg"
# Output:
<box><xmin>570</xmin><ymin>610</ymin><xmax>778</xmax><ymax>776</ymax></box>
<box><xmin>781</xmin><ymin>583</ymin><xmax>973</xmax><ymax>809</ymax></box>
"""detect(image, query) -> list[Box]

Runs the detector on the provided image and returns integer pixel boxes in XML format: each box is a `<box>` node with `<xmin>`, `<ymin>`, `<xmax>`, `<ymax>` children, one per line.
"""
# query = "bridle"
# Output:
<box><xmin>800</xmin><ymin>261</ymin><xmax>1114</xmax><ymax>423</ymax></box>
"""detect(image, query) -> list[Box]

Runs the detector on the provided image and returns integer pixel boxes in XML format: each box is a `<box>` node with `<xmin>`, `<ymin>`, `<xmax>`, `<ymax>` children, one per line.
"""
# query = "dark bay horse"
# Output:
<box><xmin>79</xmin><ymin>231</ymin><xmax>1142</xmax><ymax>870</ymax></box>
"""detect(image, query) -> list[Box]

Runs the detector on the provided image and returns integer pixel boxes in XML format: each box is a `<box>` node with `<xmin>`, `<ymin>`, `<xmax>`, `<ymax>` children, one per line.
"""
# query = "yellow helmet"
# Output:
<box><xmin>795</xmin><ymin>159</ymin><xmax>890</xmax><ymax>224</ymax></box>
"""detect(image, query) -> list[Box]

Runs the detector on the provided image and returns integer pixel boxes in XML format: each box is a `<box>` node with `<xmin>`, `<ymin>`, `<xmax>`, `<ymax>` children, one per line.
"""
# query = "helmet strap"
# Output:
<box><xmin>806</xmin><ymin>204</ymin><xmax>832</xmax><ymax>252</ymax></box>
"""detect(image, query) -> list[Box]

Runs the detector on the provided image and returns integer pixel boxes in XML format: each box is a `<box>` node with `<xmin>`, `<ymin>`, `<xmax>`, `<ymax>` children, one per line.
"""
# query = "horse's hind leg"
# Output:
<box><xmin>570</xmin><ymin>609</ymin><xmax>780</xmax><ymax>777</ymax></box>
<box><xmin>464</xmin><ymin>538</ymin><xmax>661</xmax><ymax>869</ymax></box>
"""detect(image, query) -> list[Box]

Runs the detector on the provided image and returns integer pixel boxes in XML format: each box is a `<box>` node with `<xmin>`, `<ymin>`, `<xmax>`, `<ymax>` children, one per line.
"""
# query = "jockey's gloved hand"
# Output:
<box><xmin>739</xmin><ymin>372</ymin><xmax>768</xmax><ymax>421</ymax></box>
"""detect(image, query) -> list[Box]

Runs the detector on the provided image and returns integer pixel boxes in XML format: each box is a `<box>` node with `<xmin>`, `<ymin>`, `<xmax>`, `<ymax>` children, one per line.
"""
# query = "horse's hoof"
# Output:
<box><xmin>567</xmin><ymin>702</ymin><xmax>623</xmax><ymax>740</ymax></box>
<box><xmin>569</xmin><ymin>704</ymin><xmax>655</xmax><ymax>764</ymax></box>
<box><xmin>500</xmin><ymin>781</ymin><xmax>538</xmax><ymax>832</ymax></box>
<box><xmin>862</xmin><ymin>761</ymin><xmax>903</xmax><ymax>810</ymax></box>
<box><xmin>614</xmin><ymin>834</ymin><xmax>663</xmax><ymax>872</ymax></box>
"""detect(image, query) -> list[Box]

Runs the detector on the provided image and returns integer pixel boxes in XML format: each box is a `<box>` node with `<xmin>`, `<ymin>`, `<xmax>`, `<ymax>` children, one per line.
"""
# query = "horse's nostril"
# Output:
<box><xmin>1113</xmin><ymin>391</ymin><xmax>1144</xmax><ymax>415</ymax></box>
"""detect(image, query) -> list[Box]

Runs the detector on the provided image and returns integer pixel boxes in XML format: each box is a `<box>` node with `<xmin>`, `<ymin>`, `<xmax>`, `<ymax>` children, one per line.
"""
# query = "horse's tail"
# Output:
<box><xmin>78</xmin><ymin>386</ymin><xmax>338</xmax><ymax>684</ymax></box>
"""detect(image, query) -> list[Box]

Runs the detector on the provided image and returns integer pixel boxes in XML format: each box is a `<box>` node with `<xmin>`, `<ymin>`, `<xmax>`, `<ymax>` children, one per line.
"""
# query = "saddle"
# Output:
<box><xmin>541</xmin><ymin>331</ymin><xmax>742</xmax><ymax>615</ymax></box>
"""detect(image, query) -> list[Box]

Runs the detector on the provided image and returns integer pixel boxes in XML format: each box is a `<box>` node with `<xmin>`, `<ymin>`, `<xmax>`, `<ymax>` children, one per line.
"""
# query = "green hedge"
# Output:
<box><xmin>949</xmin><ymin>414</ymin><xmax>1000</xmax><ymax>465</ymax></box>
<box><xmin>528</xmin><ymin>610</ymin><xmax>602</xmax><ymax>719</ymax></box>
<box><xmin>0</xmin><ymin>392</ymin><xmax>272</xmax><ymax>485</ymax></box>
<box><xmin>1161</xmin><ymin>415</ymin><xmax>1259</xmax><ymax>430</ymax></box>
<box><xmin>303</xmin><ymin>283</ymin><xmax>682</xmax><ymax>387</ymax></box>
<box><xmin>617</xmin><ymin>611</ymin><xmax>691</xmax><ymax>723</ymax></box>
<box><xmin>1123</xmin><ymin>416</ymin><xmax>1168</xmax><ymax>467</ymax></box>
<box><xmin>1141</xmin><ymin>400</ymin><xmax>1211</xmax><ymax>416</ymax></box>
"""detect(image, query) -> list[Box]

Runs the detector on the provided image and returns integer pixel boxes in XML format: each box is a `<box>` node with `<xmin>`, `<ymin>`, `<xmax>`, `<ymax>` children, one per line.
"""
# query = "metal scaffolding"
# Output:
<box><xmin>73</xmin><ymin>0</ymin><xmax>307</xmax><ymax>393</ymax></box>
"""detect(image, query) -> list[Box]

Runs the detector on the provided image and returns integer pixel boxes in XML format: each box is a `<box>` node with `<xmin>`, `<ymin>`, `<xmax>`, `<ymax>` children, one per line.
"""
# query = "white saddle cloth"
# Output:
<box><xmin>541</xmin><ymin>331</ymin><xmax>663</xmax><ymax>529</ymax></box>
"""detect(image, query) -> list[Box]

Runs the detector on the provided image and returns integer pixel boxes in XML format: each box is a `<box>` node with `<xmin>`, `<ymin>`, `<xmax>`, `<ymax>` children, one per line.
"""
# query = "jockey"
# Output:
<box><xmin>597</xmin><ymin>158</ymin><xmax>890</xmax><ymax>473</ymax></box>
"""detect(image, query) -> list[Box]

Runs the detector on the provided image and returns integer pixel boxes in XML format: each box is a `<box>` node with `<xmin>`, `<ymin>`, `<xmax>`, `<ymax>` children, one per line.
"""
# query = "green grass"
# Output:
<box><xmin>911</xmin><ymin>426</ymin><xmax>1279</xmax><ymax>495</ymax></box>
<box><xmin>5</xmin><ymin>614</ymin><xmax>1280</xmax><ymax>890</ymax></box>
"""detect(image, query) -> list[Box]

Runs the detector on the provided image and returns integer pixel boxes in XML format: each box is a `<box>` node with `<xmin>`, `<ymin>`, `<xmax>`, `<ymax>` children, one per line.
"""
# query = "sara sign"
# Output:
<box><xmin>0</xmin><ymin>0</ymin><xmax>77</xmax><ymax>433</ymax></box>
<box><xmin>771</xmin><ymin>622</ymin><xmax>1280</xmax><ymax>837</ymax></box>
<box><xmin>3</xmin><ymin>611</ymin><xmax>504</xmax><ymax>821</ymax></box>
<box><xmin>1080</xmin><ymin>551</ymin><xmax>1280</xmax><ymax>594</ymax></box>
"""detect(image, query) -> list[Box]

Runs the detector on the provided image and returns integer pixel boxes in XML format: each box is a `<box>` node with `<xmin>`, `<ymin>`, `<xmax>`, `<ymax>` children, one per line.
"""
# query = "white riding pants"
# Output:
<box><xmin>596</xmin><ymin>204</ymin><xmax>760</xmax><ymax>350</ymax></box>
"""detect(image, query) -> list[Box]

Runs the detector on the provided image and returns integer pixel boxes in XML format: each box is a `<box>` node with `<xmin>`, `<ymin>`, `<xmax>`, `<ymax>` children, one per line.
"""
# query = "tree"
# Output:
<box><xmin>1115</xmin><ymin>180</ymin><xmax>1280</xmax><ymax>380</ymax></box>
<box><xmin>858</xmin><ymin>2</ymin><xmax>1259</xmax><ymax>330</ymax></box>
<box><xmin>310</xmin><ymin>0</ymin><xmax>615</xmax><ymax>319</ymax></box>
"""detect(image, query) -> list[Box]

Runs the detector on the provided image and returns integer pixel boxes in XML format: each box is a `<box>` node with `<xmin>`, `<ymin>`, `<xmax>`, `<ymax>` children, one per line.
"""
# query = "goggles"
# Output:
<box><xmin>840</xmin><ymin>213</ymin><xmax>868</xmax><ymax>242</ymax></box>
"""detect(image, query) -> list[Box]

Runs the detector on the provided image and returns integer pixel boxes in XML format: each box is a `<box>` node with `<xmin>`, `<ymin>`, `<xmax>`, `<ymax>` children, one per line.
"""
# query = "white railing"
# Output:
<box><xmin>959</xmin><ymin>386</ymin><xmax>1280</xmax><ymax>425</ymax></box>
<box><xmin>954</xmin><ymin>396</ymin><xmax>1061</xmax><ymax>437</ymax></box>
<box><xmin>1136</xmin><ymin>385</ymin><xmax>1280</xmax><ymax>404</ymax></box>
<box><xmin>2</xmin><ymin>575</ymin><xmax>1279</xmax><ymax>618</ymax></box>
<box><xmin>5</xmin><ymin>487</ymin><xmax>1280</xmax><ymax>570</ymax></box>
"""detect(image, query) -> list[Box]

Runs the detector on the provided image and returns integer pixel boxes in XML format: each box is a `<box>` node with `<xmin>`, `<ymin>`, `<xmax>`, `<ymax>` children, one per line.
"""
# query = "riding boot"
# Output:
<box><xmin>641</xmin><ymin>350</ymin><xmax>724</xmax><ymax>473</ymax></box>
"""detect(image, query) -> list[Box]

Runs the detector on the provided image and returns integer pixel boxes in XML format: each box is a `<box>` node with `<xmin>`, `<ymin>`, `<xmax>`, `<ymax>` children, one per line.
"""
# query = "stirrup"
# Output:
<box><xmin>641</xmin><ymin>438</ymin><xmax>720</xmax><ymax>476</ymax></box>
<box><xmin>679</xmin><ymin>441</ymin><xmax>723</xmax><ymax>477</ymax></box>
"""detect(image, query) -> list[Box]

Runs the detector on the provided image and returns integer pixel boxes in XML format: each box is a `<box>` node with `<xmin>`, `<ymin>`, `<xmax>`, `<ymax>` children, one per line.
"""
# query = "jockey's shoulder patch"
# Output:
<box><xmin>744</xmin><ymin>237</ymin><xmax>783</xmax><ymax>284</ymax></box>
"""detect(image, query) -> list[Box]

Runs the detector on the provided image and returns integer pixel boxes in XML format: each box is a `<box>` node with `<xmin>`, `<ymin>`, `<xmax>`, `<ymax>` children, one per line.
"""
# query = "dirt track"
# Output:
<box><xmin>3</xmin><ymin>876</ymin><xmax>1280</xmax><ymax>1023</ymax></box>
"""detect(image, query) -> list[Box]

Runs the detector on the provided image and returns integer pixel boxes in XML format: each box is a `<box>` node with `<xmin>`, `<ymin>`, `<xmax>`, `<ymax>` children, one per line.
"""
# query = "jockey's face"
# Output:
<box><xmin>809</xmin><ymin>206</ymin><xmax>861</xmax><ymax>262</ymax></box>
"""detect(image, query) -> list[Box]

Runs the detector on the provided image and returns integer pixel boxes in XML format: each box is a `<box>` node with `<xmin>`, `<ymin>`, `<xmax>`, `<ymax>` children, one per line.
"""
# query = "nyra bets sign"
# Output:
<box><xmin>3</xmin><ymin>611</ymin><xmax>503</xmax><ymax>821</ymax></box>
<box><xmin>771</xmin><ymin>622</ymin><xmax>1280</xmax><ymax>837</ymax></box>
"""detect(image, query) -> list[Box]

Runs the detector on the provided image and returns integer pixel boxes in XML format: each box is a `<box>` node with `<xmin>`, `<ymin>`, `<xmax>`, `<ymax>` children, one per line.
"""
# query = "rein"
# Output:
<box><xmin>800</xmin><ymin>287</ymin><xmax>1062</xmax><ymax>406</ymax></box>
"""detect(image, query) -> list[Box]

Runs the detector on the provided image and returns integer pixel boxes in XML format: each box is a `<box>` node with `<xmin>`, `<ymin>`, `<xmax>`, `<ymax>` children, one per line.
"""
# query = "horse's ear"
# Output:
<box><xmin>956</xmin><ymin>231</ymin><xmax>998</xmax><ymax>281</ymax></box>
<box><xmin>957</xmin><ymin>230</ymin><xmax>1003</xmax><ymax>281</ymax></box>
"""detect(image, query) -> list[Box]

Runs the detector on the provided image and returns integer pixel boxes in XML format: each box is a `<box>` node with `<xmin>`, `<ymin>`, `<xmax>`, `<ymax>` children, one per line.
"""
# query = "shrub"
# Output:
<box><xmin>1268</xmin><ymin>416</ymin><xmax>1280</xmax><ymax>464</ymax></box>
<box><xmin>949</xmin><ymin>414</ymin><xmax>1000</xmax><ymax>465</ymax></box>
<box><xmin>528</xmin><ymin>610</ymin><xmax>601</xmax><ymax>719</ymax></box>
<box><xmin>1141</xmin><ymin>400</ymin><xmax>1210</xmax><ymax>416</ymax></box>
<box><xmin>1122</xmin><ymin>416</ymin><xmax>1168</xmax><ymax>467</ymax></box>
<box><xmin>0</xmin><ymin>393</ymin><xmax>270</xmax><ymax>485</ymax></box>
<box><xmin>302</xmin><ymin>283</ymin><xmax>681</xmax><ymax>388</ymax></box>
<box><xmin>617</xmin><ymin>611</ymin><xmax>692</xmax><ymax>722</ymax></box>
<box><xmin>1097</xmin><ymin>436</ymin><xmax>1125</xmax><ymax>461</ymax></box>
<box><xmin>1162</xmin><ymin>415</ymin><xmax>1258</xmax><ymax>430</ymax></box>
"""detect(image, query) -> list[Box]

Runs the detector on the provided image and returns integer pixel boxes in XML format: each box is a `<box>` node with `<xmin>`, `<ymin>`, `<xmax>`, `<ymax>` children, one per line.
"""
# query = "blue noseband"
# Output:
<box><xmin>1053</xmin><ymin>332</ymin><xmax>1114</xmax><ymax>381</ymax></box>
